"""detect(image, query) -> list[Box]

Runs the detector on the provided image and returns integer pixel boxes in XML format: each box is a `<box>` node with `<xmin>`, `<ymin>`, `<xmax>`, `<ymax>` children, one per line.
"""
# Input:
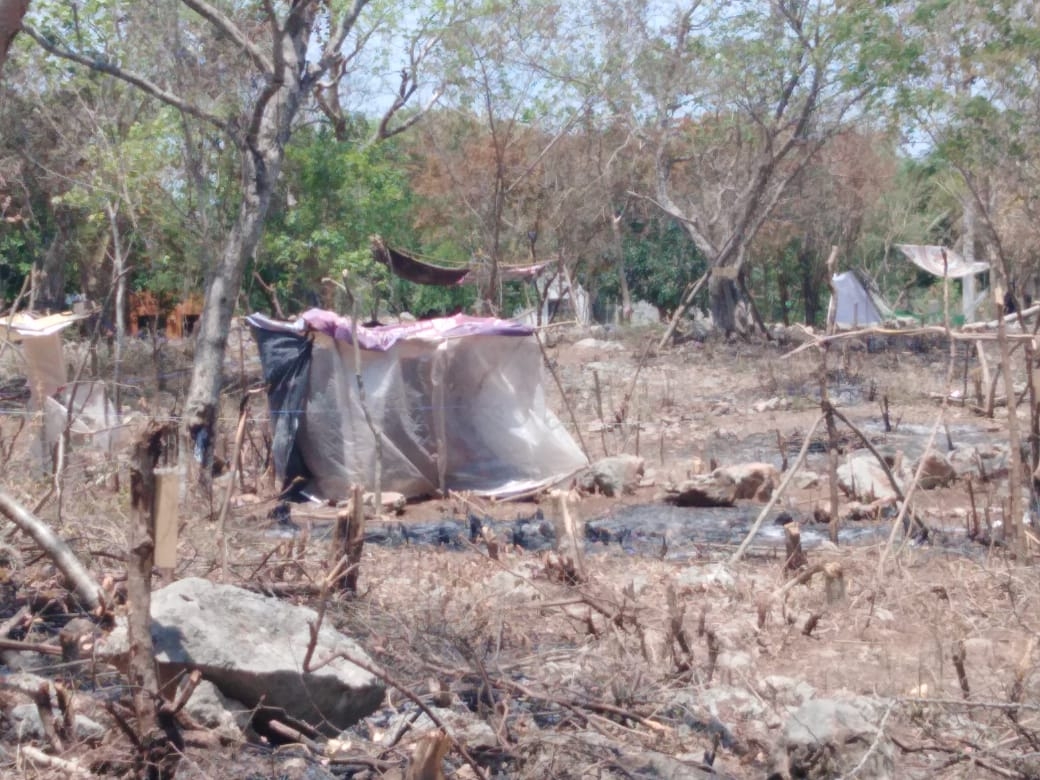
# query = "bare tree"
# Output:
<box><xmin>600</xmin><ymin>1</ymin><xmax>882</xmax><ymax>337</ymax></box>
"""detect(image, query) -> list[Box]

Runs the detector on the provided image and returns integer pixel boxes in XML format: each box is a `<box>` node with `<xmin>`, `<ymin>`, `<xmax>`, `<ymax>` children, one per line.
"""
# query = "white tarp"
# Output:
<box><xmin>895</xmin><ymin>244</ymin><xmax>990</xmax><ymax>279</ymax></box>
<box><xmin>831</xmin><ymin>271</ymin><xmax>895</xmax><ymax>327</ymax></box>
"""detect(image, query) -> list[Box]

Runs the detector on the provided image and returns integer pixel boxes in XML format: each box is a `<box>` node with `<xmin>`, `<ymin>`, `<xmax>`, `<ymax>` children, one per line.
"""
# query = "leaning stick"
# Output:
<box><xmin>827</xmin><ymin>404</ymin><xmax>905</xmax><ymax>503</ymax></box>
<box><xmin>0</xmin><ymin>489</ymin><xmax>103</xmax><ymax>611</ymax></box>
<box><xmin>731</xmin><ymin>414</ymin><xmax>824</xmax><ymax>564</ymax></box>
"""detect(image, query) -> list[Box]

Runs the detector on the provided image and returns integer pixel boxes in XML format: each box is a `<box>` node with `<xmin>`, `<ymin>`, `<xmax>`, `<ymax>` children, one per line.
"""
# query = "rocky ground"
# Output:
<box><xmin>0</xmin><ymin>319</ymin><xmax>1038</xmax><ymax>779</ymax></box>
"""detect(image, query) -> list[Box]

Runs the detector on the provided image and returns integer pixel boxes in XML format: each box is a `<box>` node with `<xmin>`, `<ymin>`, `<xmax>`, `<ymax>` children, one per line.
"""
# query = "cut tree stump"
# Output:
<box><xmin>784</xmin><ymin>521</ymin><xmax>808</xmax><ymax>573</ymax></box>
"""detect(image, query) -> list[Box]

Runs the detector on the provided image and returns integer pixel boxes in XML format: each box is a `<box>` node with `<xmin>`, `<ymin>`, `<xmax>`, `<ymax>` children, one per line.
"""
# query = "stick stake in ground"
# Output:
<box><xmin>731</xmin><ymin>414</ymin><xmax>823</xmax><ymax>563</ymax></box>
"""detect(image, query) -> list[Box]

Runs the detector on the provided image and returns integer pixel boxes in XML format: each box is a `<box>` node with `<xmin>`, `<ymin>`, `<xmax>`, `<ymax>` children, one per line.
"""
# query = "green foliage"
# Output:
<box><xmin>598</xmin><ymin>219</ymin><xmax>707</xmax><ymax>316</ymax></box>
<box><xmin>257</xmin><ymin>123</ymin><xmax>473</xmax><ymax>318</ymax></box>
<box><xmin>0</xmin><ymin>228</ymin><xmax>36</xmax><ymax>303</ymax></box>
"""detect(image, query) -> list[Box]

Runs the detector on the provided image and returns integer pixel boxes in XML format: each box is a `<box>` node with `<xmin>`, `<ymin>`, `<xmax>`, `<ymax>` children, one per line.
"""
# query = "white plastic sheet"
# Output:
<box><xmin>302</xmin><ymin>329</ymin><xmax>587</xmax><ymax>499</ymax></box>
<box><xmin>250</xmin><ymin>311</ymin><xmax>589</xmax><ymax>500</ymax></box>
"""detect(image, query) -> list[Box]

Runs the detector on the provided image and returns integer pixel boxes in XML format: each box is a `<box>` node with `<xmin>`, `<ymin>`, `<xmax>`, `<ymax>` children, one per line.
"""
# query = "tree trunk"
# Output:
<box><xmin>799</xmin><ymin>245</ymin><xmax>821</xmax><ymax>327</ymax></box>
<box><xmin>106</xmin><ymin>202</ymin><xmax>126</xmax><ymax>415</ymax></box>
<box><xmin>32</xmin><ymin>207</ymin><xmax>73</xmax><ymax>312</ymax></box>
<box><xmin>611</xmin><ymin>213</ymin><xmax>633</xmax><ymax>323</ymax></box>
<box><xmin>708</xmin><ymin>273</ymin><xmax>742</xmax><ymax>335</ymax></box>
<box><xmin>128</xmin><ymin>424</ymin><xmax>182</xmax><ymax>779</ymax></box>
<box><xmin>183</xmin><ymin>14</ymin><xmax>312</xmax><ymax>460</ymax></box>
<box><xmin>0</xmin><ymin>0</ymin><xmax>29</xmax><ymax>75</ymax></box>
<box><xmin>777</xmin><ymin>258</ymin><xmax>791</xmax><ymax>326</ymax></box>
<box><xmin>184</xmin><ymin>175</ymin><xmax>273</xmax><ymax>455</ymax></box>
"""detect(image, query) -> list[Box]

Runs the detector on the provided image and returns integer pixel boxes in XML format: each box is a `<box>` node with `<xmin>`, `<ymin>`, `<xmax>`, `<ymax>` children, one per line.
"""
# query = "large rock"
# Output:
<box><xmin>836</xmin><ymin>455</ymin><xmax>900</xmax><ymax>502</ymax></box>
<box><xmin>661</xmin><ymin>472</ymin><xmax>736</xmax><ymax>507</ymax></box>
<box><xmin>715</xmin><ymin>462</ymin><xmax>780</xmax><ymax>501</ymax></box>
<box><xmin>913</xmin><ymin>451</ymin><xmax>956</xmax><ymax>489</ymax></box>
<box><xmin>579</xmin><ymin>454</ymin><xmax>645</xmax><ymax>497</ymax></box>
<box><xmin>183</xmin><ymin>680</ymin><xmax>251</xmax><ymax>742</ymax></box>
<box><xmin>774</xmin><ymin>697</ymin><xmax>894</xmax><ymax>779</ymax></box>
<box><xmin>10</xmin><ymin>703</ymin><xmax>106</xmax><ymax>743</ymax></box>
<box><xmin>949</xmin><ymin>443</ymin><xmax>1010</xmax><ymax>481</ymax></box>
<box><xmin>98</xmin><ymin>577</ymin><xmax>385</xmax><ymax>734</ymax></box>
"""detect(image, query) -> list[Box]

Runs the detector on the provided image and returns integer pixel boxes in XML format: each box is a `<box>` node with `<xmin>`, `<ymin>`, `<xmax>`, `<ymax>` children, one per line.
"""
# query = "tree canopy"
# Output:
<box><xmin>3</xmin><ymin>0</ymin><xmax>1040</xmax><ymax>338</ymax></box>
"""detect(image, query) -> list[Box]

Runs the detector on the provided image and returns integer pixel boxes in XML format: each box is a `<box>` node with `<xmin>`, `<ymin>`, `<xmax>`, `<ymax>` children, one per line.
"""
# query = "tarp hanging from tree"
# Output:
<box><xmin>895</xmin><ymin>244</ymin><xmax>990</xmax><ymax>279</ymax></box>
<box><xmin>370</xmin><ymin>236</ymin><xmax>552</xmax><ymax>287</ymax></box>
<box><xmin>249</xmin><ymin>309</ymin><xmax>588</xmax><ymax>500</ymax></box>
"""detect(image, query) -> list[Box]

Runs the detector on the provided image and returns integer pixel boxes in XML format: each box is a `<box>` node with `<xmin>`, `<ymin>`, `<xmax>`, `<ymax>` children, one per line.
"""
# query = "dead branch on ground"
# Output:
<box><xmin>0</xmin><ymin>489</ymin><xmax>105</xmax><ymax>612</ymax></box>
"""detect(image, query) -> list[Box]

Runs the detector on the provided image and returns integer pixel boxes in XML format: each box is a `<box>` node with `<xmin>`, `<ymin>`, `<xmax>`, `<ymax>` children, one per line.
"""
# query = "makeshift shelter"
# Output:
<box><xmin>0</xmin><ymin>311</ymin><xmax>128</xmax><ymax>464</ymax></box>
<box><xmin>515</xmin><ymin>274</ymin><xmax>592</xmax><ymax>327</ymax></box>
<box><xmin>829</xmin><ymin>270</ymin><xmax>898</xmax><ymax>327</ymax></box>
<box><xmin>249</xmin><ymin>309</ymin><xmax>588</xmax><ymax>501</ymax></box>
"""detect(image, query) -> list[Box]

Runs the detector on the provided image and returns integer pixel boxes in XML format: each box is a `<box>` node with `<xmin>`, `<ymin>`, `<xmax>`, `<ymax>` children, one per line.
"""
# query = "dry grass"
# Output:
<box><xmin>0</xmin><ymin>325</ymin><xmax>1038</xmax><ymax>778</ymax></box>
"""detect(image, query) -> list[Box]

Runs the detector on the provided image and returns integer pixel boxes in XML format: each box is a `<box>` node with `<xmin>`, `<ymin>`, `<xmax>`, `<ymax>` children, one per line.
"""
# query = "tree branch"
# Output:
<box><xmin>0</xmin><ymin>490</ymin><xmax>104</xmax><ymax>612</ymax></box>
<box><xmin>21</xmin><ymin>24</ymin><xmax>230</xmax><ymax>134</ymax></box>
<box><xmin>179</xmin><ymin>0</ymin><xmax>274</xmax><ymax>75</ymax></box>
<box><xmin>321</xmin><ymin>0</ymin><xmax>370</xmax><ymax>67</ymax></box>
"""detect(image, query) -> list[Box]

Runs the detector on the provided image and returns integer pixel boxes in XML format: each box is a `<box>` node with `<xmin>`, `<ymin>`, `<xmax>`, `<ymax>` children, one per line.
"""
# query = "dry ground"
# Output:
<box><xmin>0</xmin><ymin>319</ymin><xmax>1038</xmax><ymax>779</ymax></box>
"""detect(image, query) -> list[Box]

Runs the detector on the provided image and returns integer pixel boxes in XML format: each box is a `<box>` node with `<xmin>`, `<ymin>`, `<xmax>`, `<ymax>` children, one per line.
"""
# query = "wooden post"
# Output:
<box><xmin>128</xmin><ymin>423</ymin><xmax>181</xmax><ymax>779</ymax></box>
<box><xmin>153</xmin><ymin>468</ymin><xmax>179</xmax><ymax>578</ymax></box>
<box><xmin>975</xmin><ymin>342</ymin><xmax>991</xmax><ymax>407</ymax></box>
<box><xmin>783</xmin><ymin>521</ymin><xmax>808</xmax><ymax>573</ymax></box>
<box><xmin>334</xmin><ymin>485</ymin><xmax>366</xmax><ymax>594</ymax></box>
<box><xmin>823</xmin><ymin>562</ymin><xmax>845</xmax><ymax>603</ymax></box>
<box><xmin>993</xmin><ymin>294</ymin><xmax>1025</xmax><ymax>556</ymax></box>
<box><xmin>547</xmin><ymin>489</ymin><xmax>587</xmax><ymax>584</ymax></box>
<box><xmin>1027</xmin><ymin>343</ymin><xmax>1040</xmax><ymax>473</ymax></box>
<box><xmin>821</xmin><ymin>247</ymin><xmax>841</xmax><ymax>544</ymax></box>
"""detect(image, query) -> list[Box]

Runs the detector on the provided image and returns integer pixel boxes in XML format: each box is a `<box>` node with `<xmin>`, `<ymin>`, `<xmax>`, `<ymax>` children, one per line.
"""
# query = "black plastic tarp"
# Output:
<box><xmin>250</xmin><ymin>323</ymin><xmax>313</xmax><ymax>497</ymax></box>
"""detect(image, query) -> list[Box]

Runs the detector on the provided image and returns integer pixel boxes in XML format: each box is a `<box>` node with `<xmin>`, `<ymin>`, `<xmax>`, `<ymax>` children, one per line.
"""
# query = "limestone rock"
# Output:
<box><xmin>97</xmin><ymin>577</ymin><xmax>385</xmax><ymax>734</ymax></box>
<box><xmin>837</xmin><ymin>455</ymin><xmax>900</xmax><ymax>502</ymax></box>
<box><xmin>579</xmin><ymin>454</ymin><xmax>645</xmax><ymax>497</ymax></box>
<box><xmin>949</xmin><ymin>443</ymin><xmax>1009</xmax><ymax>480</ymax></box>
<box><xmin>183</xmin><ymin>679</ymin><xmax>251</xmax><ymax>741</ymax></box>
<box><xmin>10</xmin><ymin>703</ymin><xmax>106</xmax><ymax>743</ymax></box>
<box><xmin>715</xmin><ymin>462</ymin><xmax>780</xmax><ymax>501</ymax></box>
<box><xmin>629</xmin><ymin>300</ymin><xmax>661</xmax><ymax>325</ymax></box>
<box><xmin>774</xmin><ymin>697</ymin><xmax>894</xmax><ymax>779</ymax></box>
<box><xmin>913</xmin><ymin>451</ymin><xmax>956</xmax><ymax>489</ymax></box>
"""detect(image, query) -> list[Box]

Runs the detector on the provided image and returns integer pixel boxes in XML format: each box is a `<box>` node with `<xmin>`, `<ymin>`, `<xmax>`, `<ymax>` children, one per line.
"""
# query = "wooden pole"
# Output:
<box><xmin>333</xmin><ymin>485</ymin><xmax>366</xmax><ymax>594</ymax></box>
<box><xmin>345</xmin><ymin>484</ymin><xmax>365</xmax><ymax>594</ymax></box>
<box><xmin>822</xmin><ymin>246</ymin><xmax>841</xmax><ymax>544</ymax></box>
<box><xmin>128</xmin><ymin>422</ymin><xmax>181</xmax><ymax>779</ymax></box>
<box><xmin>784</xmin><ymin>521</ymin><xmax>808</xmax><ymax>573</ymax></box>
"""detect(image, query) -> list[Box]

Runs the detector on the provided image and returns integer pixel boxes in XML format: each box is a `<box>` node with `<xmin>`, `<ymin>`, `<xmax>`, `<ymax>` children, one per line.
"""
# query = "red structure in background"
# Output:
<box><xmin>128</xmin><ymin>292</ymin><xmax>204</xmax><ymax>339</ymax></box>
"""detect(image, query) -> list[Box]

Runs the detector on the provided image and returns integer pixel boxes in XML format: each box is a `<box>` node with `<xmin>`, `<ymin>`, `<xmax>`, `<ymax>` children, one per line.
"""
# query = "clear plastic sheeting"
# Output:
<box><xmin>2</xmin><ymin>311</ymin><xmax>126</xmax><ymax>471</ymax></box>
<box><xmin>42</xmin><ymin>382</ymin><xmax>129</xmax><ymax>454</ymax></box>
<box><xmin>248</xmin><ymin>311</ymin><xmax>588</xmax><ymax>501</ymax></box>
